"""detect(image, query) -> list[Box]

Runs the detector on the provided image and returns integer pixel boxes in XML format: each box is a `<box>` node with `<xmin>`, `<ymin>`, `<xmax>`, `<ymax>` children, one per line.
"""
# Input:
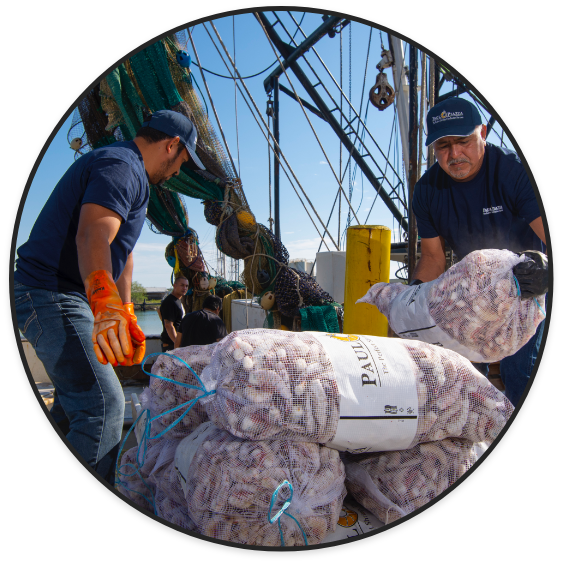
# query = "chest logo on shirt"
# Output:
<box><xmin>483</xmin><ymin>205</ymin><xmax>503</xmax><ymax>215</ymax></box>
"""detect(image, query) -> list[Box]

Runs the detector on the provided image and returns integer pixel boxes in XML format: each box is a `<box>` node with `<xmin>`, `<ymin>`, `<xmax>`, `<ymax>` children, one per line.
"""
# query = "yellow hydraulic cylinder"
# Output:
<box><xmin>343</xmin><ymin>225</ymin><xmax>391</xmax><ymax>336</ymax></box>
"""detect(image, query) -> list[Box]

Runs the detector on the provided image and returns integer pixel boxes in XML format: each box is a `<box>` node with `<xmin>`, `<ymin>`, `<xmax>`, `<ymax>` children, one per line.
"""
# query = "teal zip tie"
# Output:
<box><xmin>534</xmin><ymin>298</ymin><xmax>546</xmax><ymax>316</ymax></box>
<box><xmin>115</xmin><ymin>352</ymin><xmax>216</xmax><ymax>506</ymax></box>
<box><xmin>117</xmin><ymin>462</ymin><xmax>158</xmax><ymax>517</ymax></box>
<box><xmin>267</xmin><ymin>480</ymin><xmax>308</xmax><ymax>547</ymax></box>
<box><xmin>136</xmin><ymin>352</ymin><xmax>216</xmax><ymax>463</ymax></box>
<box><xmin>513</xmin><ymin>275</ymin><xmax>521</xmax><ymax>297</ymax></box>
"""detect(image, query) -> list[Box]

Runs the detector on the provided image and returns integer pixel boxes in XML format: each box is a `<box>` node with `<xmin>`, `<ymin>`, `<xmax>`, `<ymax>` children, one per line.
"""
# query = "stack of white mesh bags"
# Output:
<box><xmin>357</xmin><ymin>249</ymin><xmax>546</xmax><ymax>362</ymax></box>
<box><xmin>117</xmin><ymin>325</ymin><xmax>514</xmax><ymax>545</ymax></box>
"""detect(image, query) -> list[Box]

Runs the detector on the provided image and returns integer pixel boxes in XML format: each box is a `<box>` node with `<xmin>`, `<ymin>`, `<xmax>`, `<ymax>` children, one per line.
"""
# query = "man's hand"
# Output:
<box><xmin>85</xmin><ymin>270</ymin><xmax>139</xmax><ymax>366</ymax></box>
<box><xmin>513</xmin><ymin>251</ymin><xmax>549</xmax><ymax>298</ymax></box>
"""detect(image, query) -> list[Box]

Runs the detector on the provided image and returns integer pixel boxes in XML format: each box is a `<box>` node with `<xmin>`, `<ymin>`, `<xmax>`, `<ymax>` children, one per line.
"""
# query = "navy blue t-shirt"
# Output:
<box><xmin>15</xmin><ymin>141</ymin><xmax>149</xmax><ymax>295</ymax></box>
<box><xmin>413</xmin><ymin>144</ymin><xmax>544</xmax><ymax>260</ymax></box>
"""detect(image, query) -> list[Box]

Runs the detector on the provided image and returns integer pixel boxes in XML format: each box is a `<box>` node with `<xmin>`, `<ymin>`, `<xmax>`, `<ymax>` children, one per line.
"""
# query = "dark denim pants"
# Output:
<box><xmin>14</xmin><ymin>282</ymin><xmax>124</xmax><ymax>485</ymax></box>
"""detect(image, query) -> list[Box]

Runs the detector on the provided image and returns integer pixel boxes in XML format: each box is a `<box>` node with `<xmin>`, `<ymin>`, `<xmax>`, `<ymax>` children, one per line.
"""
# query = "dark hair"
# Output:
<box><xmin>134</xmin><ymin>126</ymin><xmax>174</xmax><ymax>144</ymax></box>
<box><xmin>173</xmin><ymin>275</ymin><xmax>189</xmax><ymax>284</ymax></box>
<box><xmin>203</xmin><ymin>295</ymin><xmax>222</xmax><ymax>312</ymax></box>
<box><xmin>135</xmin><ymin>126</ymin><xmax>185</xmax><ymax>157</ymax></box>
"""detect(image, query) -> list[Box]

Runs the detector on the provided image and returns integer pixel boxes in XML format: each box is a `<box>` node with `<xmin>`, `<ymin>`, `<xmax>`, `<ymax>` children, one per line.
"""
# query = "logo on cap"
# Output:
<box><xmin>432</xmin><ymin>110</ymin><xmax>464</xmax><ymax>124</ymax></box>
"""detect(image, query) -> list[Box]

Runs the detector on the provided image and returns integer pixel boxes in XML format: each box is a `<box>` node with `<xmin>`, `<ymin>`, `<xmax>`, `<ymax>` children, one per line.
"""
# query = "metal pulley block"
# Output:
<box><xmin>369</xmin><ymin>72</ymin><xmax>395</xmax><ymax>111</ymax></box>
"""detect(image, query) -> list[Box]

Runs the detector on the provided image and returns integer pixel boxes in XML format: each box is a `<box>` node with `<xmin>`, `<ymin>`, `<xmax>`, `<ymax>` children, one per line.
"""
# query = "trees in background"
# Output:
<box><xmin>131</xmin><ymin>281</ymin><xmax>147</xmax><ymax>303</ymax></box>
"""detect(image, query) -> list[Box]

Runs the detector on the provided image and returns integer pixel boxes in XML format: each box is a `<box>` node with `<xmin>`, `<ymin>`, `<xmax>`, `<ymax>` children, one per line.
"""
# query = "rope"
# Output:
<box><xmin>188</xmin><ymin>27</ymin><xmax>239</xmax><ymax>179</ymax></box>
<box><xmin>418</xmin><ymin>52</ymin><xmax>427</xmax><ymax>180</ymax></box>
<box><xmin>202</xmin><ymin>21</ymin><xmax>337</xmax><ymax>251</ymax></box>
<box><xmin>233</xmin><ymin>16</ymin><xmax>242</xmax><ymax>176</ymax></box>
<box><xmin>267</xmin><ymin>480</ymin><xmax>308</xmax><ymax>546</ymax></box>
<box><xmin>288</xmin><ymin>15</ymin><xmax>405</xmax><ymax>193</ymax></box>
<box><xmin>253</xmin><ymin>14</ymin><xmax>361</xmax><ymax>227</ymax></box>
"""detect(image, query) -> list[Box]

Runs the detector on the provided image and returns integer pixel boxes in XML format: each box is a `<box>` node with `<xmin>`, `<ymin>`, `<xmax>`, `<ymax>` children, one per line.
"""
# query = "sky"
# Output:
<box><xmin>13</xmin><ymin>10</ymin><xmax>514</xmax><ymax>288</ymax></box>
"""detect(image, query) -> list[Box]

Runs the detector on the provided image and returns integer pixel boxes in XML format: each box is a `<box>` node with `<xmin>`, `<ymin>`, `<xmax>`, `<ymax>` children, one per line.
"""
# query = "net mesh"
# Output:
<box><xmin>359</xmin><ymin>249</ymin><xmax>546</xmax><ymax>362</ymax></box>
<box><xmin>344</xmin><ymin>438</ymin><xmax>487</xmax><ymax>524</ymax></box>
<box><xmin>181</xmin><ymin>425</ymin><xmax>346</xmax><ymax>546</ymax></box>
<box><xmin>139</xmin><ymin>344</ymin><xmax>217</xmax><ymax>440</ymax></box>
<box><xmin>199</xmin><ymin>329</ymin><xmax>513</xmax><ymax>447</ymax></box>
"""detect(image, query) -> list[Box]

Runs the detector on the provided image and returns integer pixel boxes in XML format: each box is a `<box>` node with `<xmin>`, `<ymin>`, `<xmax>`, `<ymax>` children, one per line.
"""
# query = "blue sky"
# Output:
<box><xmin>14</xmin><ymin>10</ymin><xmax>513</xmax><ymax>288</ymax></box>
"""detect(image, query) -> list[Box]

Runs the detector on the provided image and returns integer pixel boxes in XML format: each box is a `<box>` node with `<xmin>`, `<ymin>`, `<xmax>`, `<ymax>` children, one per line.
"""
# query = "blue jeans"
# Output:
<box><xmin>14</xmin><ymin>283</ymin><xmax>124</xmax><ymax>485</ymax></box>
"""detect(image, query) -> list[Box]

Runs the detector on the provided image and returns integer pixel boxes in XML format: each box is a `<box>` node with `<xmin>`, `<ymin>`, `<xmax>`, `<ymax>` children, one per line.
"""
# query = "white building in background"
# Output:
<box><xmin>288</xmin><ymin>258</ymin><xmax>316</xmax><ymax>277</ymax></box>
<box><xmin>145</xmin><ymin>287</ymin><xmax>168</xmax><ymax>300</ymax></box>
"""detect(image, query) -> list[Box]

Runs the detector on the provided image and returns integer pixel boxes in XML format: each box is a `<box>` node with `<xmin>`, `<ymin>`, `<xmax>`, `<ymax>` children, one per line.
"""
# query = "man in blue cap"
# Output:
<box><xmin>411</xmin><ymin>97</ymin><xmax>548</xmax><ymax>407</ymax></box>
<box><xmin>14</xmin><ymin>109</ymin><xmax>204</xmax><ymax>485</ymax></box>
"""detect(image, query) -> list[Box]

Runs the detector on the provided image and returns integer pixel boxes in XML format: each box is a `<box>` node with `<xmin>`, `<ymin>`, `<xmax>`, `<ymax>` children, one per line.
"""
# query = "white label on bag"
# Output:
<box><xmin>174</xmin><ymin>421</ymin><xmax>216</xmax><ymax>498</ymax></box>
<box><xmin>313</xmin><ymin>333</ymin><xmax>418</xmax><ymax>453</ymax></box>
<box><xmin>388</xmin><ymin>283</ymin><xmax>486</xmax><ymax>362</ymax></box>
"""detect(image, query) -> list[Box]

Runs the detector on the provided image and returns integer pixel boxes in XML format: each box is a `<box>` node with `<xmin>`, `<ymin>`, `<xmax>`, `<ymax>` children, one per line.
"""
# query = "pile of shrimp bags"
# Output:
<box><xmin>117</xmin><ymin>323</ymin><xmax>514</xmax><ymax>546</ymax></box>
<box><xmin>357</xmin><ymin>249</ymin><xmax>546</xmax><ymax>362</ymax></box>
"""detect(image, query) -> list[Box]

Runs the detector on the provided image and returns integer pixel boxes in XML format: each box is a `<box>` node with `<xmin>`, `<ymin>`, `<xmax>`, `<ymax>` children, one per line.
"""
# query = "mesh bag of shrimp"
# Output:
<box><xmin>357</xmin><ymin>249</ymin><xmax>546</xmax><ymax>362</ymax></box>
<box><xmin>344</xmin><ymin>438</ymin><xmax>488</xmax><ymax>524</ymax></box>
<box><xmin>116</xmin><ymin>437</ymin><xmax>181</xmax><ymax>510</ymax></box>
<box><xmin>173</xmin><ymin>422</ymin><xmax>346</xmax><ymax>546</ymax></box>
<box><xmin>139</xmin><ymin>344</ymin><xmax>217</xmax><ymax>440</ymax></box>
<box><xmin>154</xmin><ymin>488</ymin><xmax>198</xmax><ymax>532</ymax></box>
<box><xmin>116</xmin><ymin>446</ymin><xmax>156</xmax><ymax>511</ymax></box>
<box><xmin>197</xmin><ymin>329</ymin><xmax>513</xmax><ymax>452</ymax></box>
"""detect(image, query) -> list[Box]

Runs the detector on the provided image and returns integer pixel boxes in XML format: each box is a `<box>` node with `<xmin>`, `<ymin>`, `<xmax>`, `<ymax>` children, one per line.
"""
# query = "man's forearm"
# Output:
<box><xmin>174</xmin><ymin>333</ymin><xmax>182</xmax><ymax>349</ymax></box>
<box><xmin>77</xmin><ymin>230</ymin><xmax>113</xmax><ymax>283</ymax></box>
<box><xmin>164</xmin><ymin>322</ymin><xmax>177</xmax><ymax>343</ymax></box>
<box><xmin>412</xmin><ymin>254</ymin><xmax>446</xmax><ymax>283</ymax></box>
<box><xmin>116</xmin><ymin>253</ymin><xmax>133</xmax><ymax>303</ymax></box>
<box><xmin>76</xmin><ymin>203</ymin><xmax>122</xmax><ymax>287</ymax></box>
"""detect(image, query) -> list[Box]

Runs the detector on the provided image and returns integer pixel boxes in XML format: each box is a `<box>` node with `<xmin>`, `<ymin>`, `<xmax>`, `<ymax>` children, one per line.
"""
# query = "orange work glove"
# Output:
<box><xmin>84</xmin><ymin>270</ymin><xmax>141</xmax><ymax>366</ymax></box>
<box><xmin>122</xmin><ymin>303</ymin><xmax>146</xmax><ymax>366</ymax></box>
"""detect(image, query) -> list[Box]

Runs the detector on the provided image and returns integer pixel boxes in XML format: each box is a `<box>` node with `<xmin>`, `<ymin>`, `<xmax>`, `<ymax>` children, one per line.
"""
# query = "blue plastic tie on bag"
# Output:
<box><xmin>267</xmin><ymin>480</ymin><xmax>308</xmax><ymax>546</ymax></box>
<box><xmin>513</xmin><ymin>275</ymin><xmax>521</xmax><ymax>297</ymax></box>
<box><xmin>114</xmin><ymin>351</ymin><xmax>216</xmax><ymax>505</ymax></box>
<box><xmin>115</xmin><ymin>409</ymin><xmax>159</xmax><ymax>514</ymax></box>
<box><xmin>136</xmin><ymin>352</ymin><xmax>216</xmax><ymax>459</ymax></box>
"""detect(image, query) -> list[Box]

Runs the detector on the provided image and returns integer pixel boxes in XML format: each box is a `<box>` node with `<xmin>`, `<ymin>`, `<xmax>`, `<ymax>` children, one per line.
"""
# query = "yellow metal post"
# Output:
<box><xmin>343</xmin><ymin>225</ymin><xmax>391</xmax><ymax>336</ymax></box>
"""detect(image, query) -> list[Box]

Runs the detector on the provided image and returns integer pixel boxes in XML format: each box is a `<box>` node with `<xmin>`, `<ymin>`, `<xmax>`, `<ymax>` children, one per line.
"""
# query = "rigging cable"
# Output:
<box><xmin>188</xmin><ymin>27</ymin><xmax>240</xmax><ymax>179</ymax></box>
<box><xmin>201</xmin><ymin>21</ymin><xmax>336</xmax><ymax>251</ymax></box>
<box><xmin>233</xmin><ymin>16</ymin><xmax>241</xmax><ymax>175</ymax></box>
<box><xmin>185</xmin><ymin>12</ymin><xmax>305</xmax><ymax>80</ymax></box>
<box><xmin>288</xmin><ymin>14</ymin><xmax>405</xmax><ymax>207</ymax></box>
<box><xmin>253</xmin><ymin>14</ymin><xmax>361</xmax><ymax>227</ymax></box>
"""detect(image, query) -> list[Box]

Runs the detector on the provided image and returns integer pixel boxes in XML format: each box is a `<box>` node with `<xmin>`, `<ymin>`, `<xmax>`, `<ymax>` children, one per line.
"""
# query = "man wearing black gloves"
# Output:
<box><xmin>412</xmin><ymin>97</ymin><xmax>548</xmax><ymax>406</ymax></box>
<box><xmin>160</xmin><ymin>275</ymin><xmax>189</xmax><ymax>352</ymax></box>
<box><xmin>175</xmin><ymin>295</ymin><xmax>227</xmax><ymax>348</ymax></box>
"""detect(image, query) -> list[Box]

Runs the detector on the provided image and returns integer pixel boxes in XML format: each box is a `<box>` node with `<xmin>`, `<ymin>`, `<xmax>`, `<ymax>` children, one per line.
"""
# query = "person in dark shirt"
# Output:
<box><xmin>13</xmin><ymin>110</ymin><xmax>205</xmax><ymax>485</ymax></box>
<box><xmin>411</xmin><ymin>97</ymin><xmax>548</xmax><ymax>407</ymax></box>
<box><xmin>175</xmin><ymin>295</ymin><xmax>227</xmax><ymax>348</ymax></box>
<box><xmin>160</xmin><ymin>275</ymin><xmax>189</xmax><ymax>352</ymax></box>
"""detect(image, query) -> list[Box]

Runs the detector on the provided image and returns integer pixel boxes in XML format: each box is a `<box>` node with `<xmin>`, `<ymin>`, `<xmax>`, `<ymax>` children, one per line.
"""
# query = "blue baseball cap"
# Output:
<box><xmin>141</xmin><ymin>109</ymin><xmax>205</xmax><ymax>170</ymax></box>
<box><xmin>425</xmin><ymin>98</ymin><xmax>482</xmax><ymax>147</ymax></box>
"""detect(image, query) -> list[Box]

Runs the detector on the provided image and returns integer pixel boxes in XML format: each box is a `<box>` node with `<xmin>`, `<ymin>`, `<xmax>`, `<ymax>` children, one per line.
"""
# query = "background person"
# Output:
<box><xmin>14</xmin><ymin>110</ymin><xmax>204</xmax><ymax>484</ymax></box>
<box><xmin>411</xmin><ymin>97</ymin><xmax>548</xmax><ymax>407</ymax></box>
<box><xmin>160</xmin><ymin>275</ymin><xmax>189</xmax><ymax>352</ymax></box>
<box><xmin>175</xmin><ymin>295</ymin><xmax>227</xmax><ymax>348</ymax></box>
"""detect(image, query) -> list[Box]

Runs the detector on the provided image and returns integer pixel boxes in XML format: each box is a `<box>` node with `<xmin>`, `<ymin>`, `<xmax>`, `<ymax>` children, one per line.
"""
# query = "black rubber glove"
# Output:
<box><xmin>409</xmin><ymin>278</ymin><xmax>423</xmax><ymax>286</ymax></box>
<box><xmin>512</xmin><ymin>251</ymin><xmax>549</xmax><ymax>298</ymax></box>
